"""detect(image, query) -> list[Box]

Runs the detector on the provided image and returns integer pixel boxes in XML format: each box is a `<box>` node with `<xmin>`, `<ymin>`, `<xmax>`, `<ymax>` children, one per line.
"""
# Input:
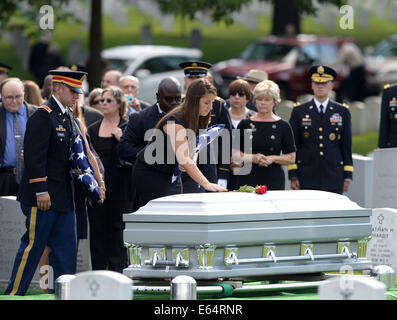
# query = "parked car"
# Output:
<box><xmin>365</xmin><ymin>33</ymin><xmax>397</xmax><ymax>95</ymax></box>
<box><xmin>211</xmin><ymin>34</ymin><xmax>350</xmax><ymax>101</ymax></box>
<box><xmin>101</xmin><ymin>45</ymin><xmax>202</xmax><ymax>104</ymax></box>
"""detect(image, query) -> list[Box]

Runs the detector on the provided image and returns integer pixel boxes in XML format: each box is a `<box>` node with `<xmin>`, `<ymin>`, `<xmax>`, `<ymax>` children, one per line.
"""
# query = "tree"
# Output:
<box><xmin>156</xmin><ymin>0</ymin><xmax>346</xmax><ymax>36</ymax></box>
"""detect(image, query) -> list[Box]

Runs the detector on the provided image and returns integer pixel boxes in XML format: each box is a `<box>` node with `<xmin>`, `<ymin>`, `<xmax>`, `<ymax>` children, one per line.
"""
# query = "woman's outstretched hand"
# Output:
<box><xmin>203</xmin><ymin>182</ymin><xmax>228</xmax><ymax>192</ymax></box>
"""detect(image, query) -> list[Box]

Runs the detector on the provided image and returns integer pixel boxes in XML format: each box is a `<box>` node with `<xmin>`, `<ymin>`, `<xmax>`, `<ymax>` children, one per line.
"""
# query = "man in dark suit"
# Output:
<box><xmin>179</xmin><ymin>61</ymin><xmax>233</xmax><ymax>189</ymax></box>
<box><xmin>5</xmin><ymin>69</ymin><xmax>87</xmax><ymax>295</ymax></box>
<box><xmin>0</xmin><ymin>78</ymin><xmax>37</xmax><ymax>196</ymax></box>
<box><xmin>118</xmin><ymin>77</ymin><xmax>182</xmax><ymax>166</ymax></box>
<box><xmin>288</xmin><ymin>65</ymin><xmax>353</xmax><ymax>194</ymax></box>
<box><xmin>378</xmin><ymin>83</ymin><xmax>397</xmax><ymax>148</ymax></box>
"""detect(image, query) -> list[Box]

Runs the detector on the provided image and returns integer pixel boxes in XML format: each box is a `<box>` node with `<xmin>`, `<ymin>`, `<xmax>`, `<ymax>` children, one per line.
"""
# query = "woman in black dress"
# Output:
<box><xmin>87</xmin><ymin>86</ymin><xmax>132</xmax><ymax>273</ymax></box>
<box><xmin>132</xmin><ymin>78</ymin><xmax>227</xmax><ymax>209</ymax></box>
<box><xmin>234</xmin><ymin>80</ymin><xmax>296</xmax><ymax>190</ymax></box>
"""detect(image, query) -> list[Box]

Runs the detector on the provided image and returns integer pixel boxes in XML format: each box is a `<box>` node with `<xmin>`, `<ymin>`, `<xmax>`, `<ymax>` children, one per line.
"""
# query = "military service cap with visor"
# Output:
<box><xmin>0</xmin><ymin>62</ymin><xmax>12</xmax><ymax>74</ymax></box>
<box><xmin>49</xmin><ymin>69</ymin><xmax>87</xmax><ymax>94</ymax></box>
<box><xmin>179</xmin><ymin>61</ymin><xmax>212</xmax><ymax>78</ymax></box>
<box><xmin>310</xmin><ymin>65</ymin><xmax>337</xmax><ymax>83</ymax></box>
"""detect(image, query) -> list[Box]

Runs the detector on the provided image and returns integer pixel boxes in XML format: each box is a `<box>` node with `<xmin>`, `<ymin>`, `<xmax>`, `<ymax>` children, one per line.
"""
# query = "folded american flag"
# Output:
<box><xmin>70</xmin><ymin>133</ymin><xmax>101</xmax><ymax>201</ymax></box>
<box><xmin>171</xmin><ymin>124</ymin><xmax>225</xmax><ymax>185</ymax></box>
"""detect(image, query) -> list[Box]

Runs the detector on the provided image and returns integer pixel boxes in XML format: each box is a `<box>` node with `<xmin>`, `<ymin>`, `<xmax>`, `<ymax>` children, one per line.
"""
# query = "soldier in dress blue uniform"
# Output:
<box><xmin>4</xmin><ymin>69</ymin><xmax>87</xmax><ymax>295</ymax></box>
<box><xmin>288</xmin><ymin>65</ymin><xmax>353</xmax><ymax>194</ymax></box>
<box><xmin>378</xmin><ymin>83</ymin><xmax>397</xmax><ymax>148</ymax></box>
<box><xmin>179</xmin><ymin>61</ymin><xmax>233</xmax><ymax>190</ymax></box>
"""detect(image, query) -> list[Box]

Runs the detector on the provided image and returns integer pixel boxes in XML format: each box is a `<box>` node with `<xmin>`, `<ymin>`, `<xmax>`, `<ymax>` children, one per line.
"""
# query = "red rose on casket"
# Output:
<box><xmin>255</xmin><ymin>185</ymin><xmax>267</xmax><ymax>194</ymax></box>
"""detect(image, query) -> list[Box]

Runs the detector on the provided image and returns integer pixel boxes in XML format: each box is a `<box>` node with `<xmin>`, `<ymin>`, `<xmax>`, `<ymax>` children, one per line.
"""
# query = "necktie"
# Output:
<box><xmin>319</xmin><ymin>104</ymin><xmax>324</xmax><ymax>121</ymax></box>
<box><xmin>13</xmin><ymin>112</ymin><xmax>23</xmax><ymax>184</ymax></box>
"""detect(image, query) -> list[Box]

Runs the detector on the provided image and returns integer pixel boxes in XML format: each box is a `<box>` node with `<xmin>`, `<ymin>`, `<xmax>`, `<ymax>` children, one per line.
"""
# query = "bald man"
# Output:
<box><xmin>118</xmin><ymin>75</ymin><xmax>150</xmax><ymax>114</ymax></box>
<box><xmin>0</xmin><ymin>78</ymin><xmax>37</xmax><ymax>195</ymax></box>
<box><xmin>101</xmin><ymin>70</ymin><xmax>122</xmax><ymax>89</ymax></box>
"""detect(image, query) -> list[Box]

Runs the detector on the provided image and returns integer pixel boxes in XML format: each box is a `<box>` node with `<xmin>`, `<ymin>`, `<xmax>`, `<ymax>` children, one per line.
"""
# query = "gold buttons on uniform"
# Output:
<box><xmin>320</xmin><ymin>151</ymin><xmax>324</xmax><ymax>156</ymax></box>
<box><xmin>319</xmin><ymin>143</ymin><xmax>323</xmax><ymax>147</ymax></box>
<box><xmin>319</xmin><ymin>135</ymin><xmax>323</xmax><ymax>140</ymax></box>
<box><xmin>319</xmin><ymin>127</ymin><xmax>323</xmax><ymax>132</ymax></box>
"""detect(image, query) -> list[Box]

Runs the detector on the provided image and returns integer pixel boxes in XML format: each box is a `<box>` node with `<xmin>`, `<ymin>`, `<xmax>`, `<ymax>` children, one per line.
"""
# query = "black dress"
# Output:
<box><xmin>236</xmin><ymin>118</ymin><xmax>296</xmax><ymax>190</ymax></box>
<box><xmin>132</xmin><ymin>113</ymin><xmax>185</xmax><ymax>210</ymax></box>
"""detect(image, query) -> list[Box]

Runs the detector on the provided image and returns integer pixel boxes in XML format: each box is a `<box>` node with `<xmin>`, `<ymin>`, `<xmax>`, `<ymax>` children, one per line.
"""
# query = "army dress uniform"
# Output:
<box><xmin>288</xmin><ymin>65</ymin><xmax>353</xmax><ymax>194</ymax></box>
<box><xmin>288</xmin><ymin>99</ymin><xmax>353</xmax><ymax>194</ymax></box>
<box><xmin>378</xmin><ymin>83</ymin><xmax>397</xmax><ymax>148</ymax></box>
<box><xmin>5</xmin><ymin>70</ymin><xmax>86</xmax><ymax>295</ymax></box>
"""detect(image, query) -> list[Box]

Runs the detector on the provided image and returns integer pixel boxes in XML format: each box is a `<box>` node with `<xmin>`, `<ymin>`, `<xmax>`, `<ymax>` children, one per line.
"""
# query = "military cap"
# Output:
<box><xmin>49</xmin><ymin>69</ymin><xmax>87</xmax><ymax>94</ymax></box>
<box><xmin>67</xmin><ymin>64</ymin><xmax>88</xmax><ymax>73</ymax></box>
<box><xmin>0</xmin><ymin>62</ymin><xmax>12</xmax><ymax>74</ymax></box>
<box><xmin>309</xmin><ymin>65</ymin><xmax>337</xmax><ymax>83</ymax></box>
<box><xmin>179</xmin><ymin>61</ymin><xmax>212</xmax><ymax>78</ymax></box>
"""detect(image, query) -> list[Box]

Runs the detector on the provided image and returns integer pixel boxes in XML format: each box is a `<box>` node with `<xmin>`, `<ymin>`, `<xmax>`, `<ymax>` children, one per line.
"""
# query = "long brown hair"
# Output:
<box><xmin>156</xmin><ymin>78</ymin><xmax>217</xmax><ymax>134</ymax></box>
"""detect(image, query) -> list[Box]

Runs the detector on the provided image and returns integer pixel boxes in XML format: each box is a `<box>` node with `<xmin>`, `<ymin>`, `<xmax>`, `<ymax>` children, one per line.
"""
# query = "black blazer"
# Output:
<box><xmin>118</xmin><ymin>103</ymin><xmax>164</xmax><ymax>165</ymax></box>
<box><xmin>17</xmin><ymin>96</ymin><xmax>75</xmax><ymax>213</ymax></box>
<box><xmin>0</xmin><ymin>102</ymin><xmax>37</xmax><ymax>165</ymax></box>
<box><xmin>88</xmin><ymin>117</ymin><xmax>133</xmax><ymax>201</ymax></box>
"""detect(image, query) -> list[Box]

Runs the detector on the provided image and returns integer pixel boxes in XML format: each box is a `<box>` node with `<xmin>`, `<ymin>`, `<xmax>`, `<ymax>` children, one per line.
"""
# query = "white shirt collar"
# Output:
<box><xmin>156</xmin><ymin>103</ymin><xmax>166</xmax><ymax>115</ymax></box>
<box><xmin>313</xmin><ymin>97</ymin><xmax>330</xmax><ymax>113</ymax></box>
<box><xmin>52</xmin><ymin>95</ymin><xmax>67</xmax><ymax>114</ymax></box>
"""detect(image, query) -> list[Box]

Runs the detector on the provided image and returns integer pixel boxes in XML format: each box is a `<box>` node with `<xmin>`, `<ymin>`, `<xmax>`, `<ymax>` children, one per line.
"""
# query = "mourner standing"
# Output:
<box><xmin>236</xmin><ymin>69</ymin><xmax>268</xmax><ymax>111</ymax></box>
<box><xmin>4</xmin><ymin>69</ymin><xmax>87</xmax><ymax>295</ymax></box>
<box><xmin>288</xmin><ymin>65</ymin><xmax>353</xmax><ymax>194</ymax></box>
<box><xmin>0</xmin><ymin>78</ymin><xmax>37</xmax><ymax>196</ymax></box>
<box><xmin>378</xmin><ymin>83</ymin><xmax>397</xmax><ymax>148</ymax></box>
<box><xmin>118</xmin><ymin>75</ymin><xmax>151</xmax><ymax>113</ymax></box>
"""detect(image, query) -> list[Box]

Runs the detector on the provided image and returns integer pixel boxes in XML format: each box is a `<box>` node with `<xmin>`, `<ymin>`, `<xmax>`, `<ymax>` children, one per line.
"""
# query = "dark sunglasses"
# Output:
<box><xmin>230</xmin><ymin>92</ymin><xmax>245</xmax><ymax>97</ymax></box>
<box><xmin>92</xmin><ymin>99</ymin><xmax>105</xmax><ymax>105</ymax></box>
<box><xmin>103</xmin><ymin>98</ymin><xmax>115</xmax><ymax>104</ymax></box>
<box><xmin>163</xmin><ymin>96</ymin><xmax>182</xmax><ymax>103</ymax></box>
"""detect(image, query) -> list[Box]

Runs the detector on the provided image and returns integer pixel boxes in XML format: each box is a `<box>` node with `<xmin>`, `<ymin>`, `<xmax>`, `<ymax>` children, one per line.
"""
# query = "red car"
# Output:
<box><xmin>211</xmin><ymin>34</ymin><xmax>350</xmax><ymax>101</ymax></box>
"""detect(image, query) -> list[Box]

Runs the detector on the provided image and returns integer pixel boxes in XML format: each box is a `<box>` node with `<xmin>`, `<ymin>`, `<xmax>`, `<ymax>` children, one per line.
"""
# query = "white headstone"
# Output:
<box><xmin>276</xmin><ymin>100</ymin><xmax>294</xmax><ymax>121</ymax></box>
<box><xmin>345</xmin><ymin>153</ymin><xmax>373</xmax><ymax>208</ymax></box>
<box><xmin>350</xmin><ymin>101</ymin><xmax>366</xmax><ymax>135</ymax></box>
<box><xmin>0</xmin><ymin>197</ymin><xmax>40</xmax><ymax>287</ymax></box>
<box><xmin>68</xmin><ymin>270</ymin><xmax>132</xmax><ymax>300</ymax></box>
<box><xmin>367</xmin><ymin>208</ymin><xmax>397</xmax><ymax>286</ymax></box>
<box><xmin>297</xmin><ymin>94</ymin><xmax>313</xmax><ymax>104</ymax></box>
<box><xmin>364</xmin><ymin>96</ymin><xmax>381</xmax><ymax>132</ymax></box>
<box><xmin>318</xmin><ymin>276</ymin><xmax>385</xmax><ymax>300</ymax></box>
<box><xmin>372</xmin><ymin>148</ymin><xmax>397</xmax><ymax>208</ymax></box>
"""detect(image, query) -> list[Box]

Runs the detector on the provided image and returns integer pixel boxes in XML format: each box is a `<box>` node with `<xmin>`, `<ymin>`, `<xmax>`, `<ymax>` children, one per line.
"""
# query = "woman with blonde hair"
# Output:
<box><xmin>234</xmin><ymin>80</ymin><xmax>296</xmax><ymax>190</ymax></box>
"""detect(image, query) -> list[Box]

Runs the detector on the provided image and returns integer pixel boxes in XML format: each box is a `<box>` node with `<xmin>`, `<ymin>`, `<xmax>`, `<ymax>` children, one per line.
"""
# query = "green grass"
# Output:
<box><xmin>352</xmin><ymin>131</ymin><xmax>379</xmax><ymax>156</ymax></box>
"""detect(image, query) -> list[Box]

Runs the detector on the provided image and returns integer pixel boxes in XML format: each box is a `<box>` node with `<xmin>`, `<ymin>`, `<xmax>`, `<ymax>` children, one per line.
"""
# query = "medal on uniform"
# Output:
<box><xmin>329</xmin><ymin>133</ymin><xmax>336</xmax><ymax>141</ymax></box>
<box><xmin>302</xmin><ymin>115</ymin><xmax>312</xmax><ymax>126</ymax></box>
<box><xmin>338</xmin><ymin>134</ymin><xmax>341</xmax><ymax>140</ymax></box>
<box><xmin>389</xmin><ymin>98</ymin><xmax>397</xmax><ymax>107</ymax></box>
<box><xmin>330</xmin><ymin>113</ymin><xmax>342</xmax><ymax>126</ymax></box>
<box><xmin>304</xmin><ymin>132</ymin><xmax>310</xmax><ymax>139</ymax></box>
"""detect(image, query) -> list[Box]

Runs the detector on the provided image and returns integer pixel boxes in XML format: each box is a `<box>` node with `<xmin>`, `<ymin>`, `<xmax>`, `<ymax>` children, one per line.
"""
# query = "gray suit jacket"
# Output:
<box><xmin>0</xmin><ymin>102</ymin><xmax>38</xmax><ymax>166</ymax></box>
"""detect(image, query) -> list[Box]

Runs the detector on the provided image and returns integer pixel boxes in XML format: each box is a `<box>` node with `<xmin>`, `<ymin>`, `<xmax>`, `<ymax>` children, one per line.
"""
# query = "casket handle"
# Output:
<box><xmin>224</xmin><ymin>247</ymin><xmax>356</xmax><ymax>266</ymax></box>
<box><xmin>144</xmin><ymin>253</ymin><xmax>189</xmax><ymax>268</ymax></box>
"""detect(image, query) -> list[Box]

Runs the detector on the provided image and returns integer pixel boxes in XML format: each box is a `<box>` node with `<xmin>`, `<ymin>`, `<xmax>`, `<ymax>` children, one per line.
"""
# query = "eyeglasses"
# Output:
<box><xmin>103</xmin><ymin>98</ymin><xmax>116</xmax><ymax>104</ymax></box>
<box><xmin>163</xmin><ymin>96</ymin><xmax>182</xmax><ymax>103</ymax></box>
<box><xmin>92</xmin><ymin>99</ymin><xmax>104</xmax><ymax>105</ymax></box>
<box><xmin>230</xmin><ymin>92</ymin><xmax>245</xmax><ymax>97</ymax></box>
<box><xmin>4</xmin><ymin>94</ymin><xmax>23</xmax><ymax>101</ymax></box>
